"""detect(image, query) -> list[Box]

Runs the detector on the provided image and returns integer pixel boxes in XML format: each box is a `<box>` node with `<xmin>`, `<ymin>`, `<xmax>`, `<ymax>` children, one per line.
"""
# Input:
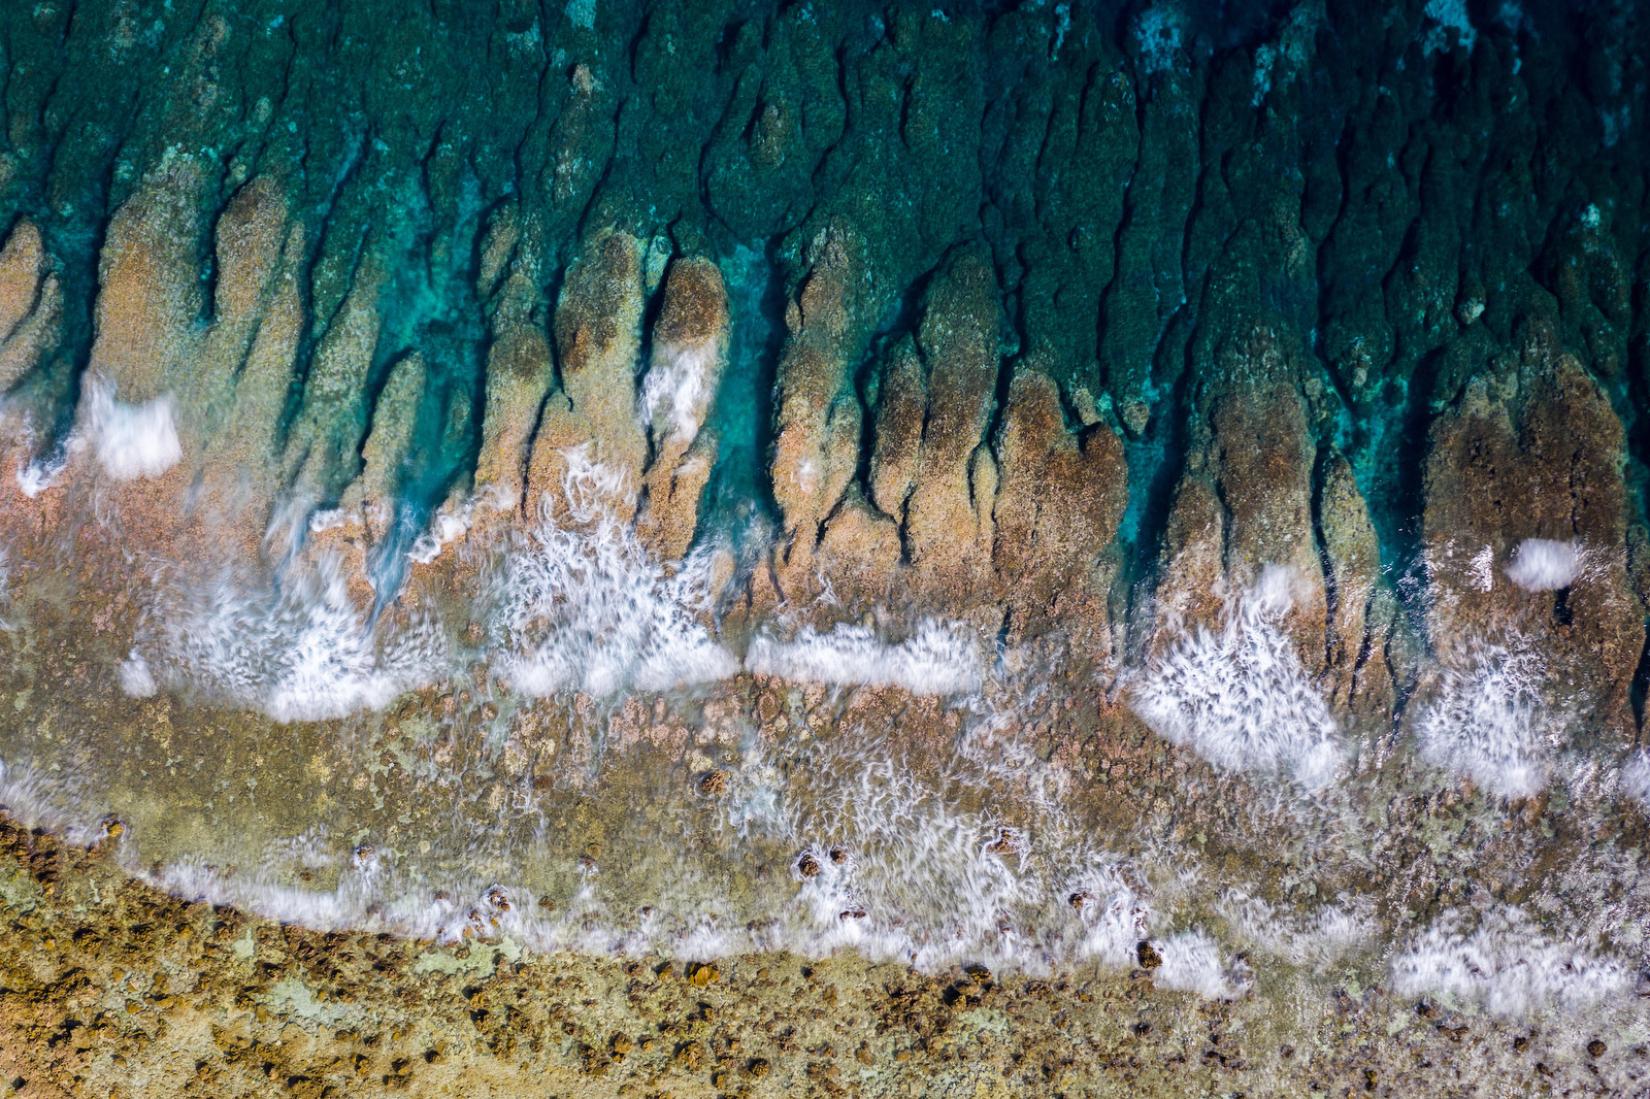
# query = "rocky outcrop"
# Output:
<box><xmin>1422</xmin><ymin>338</ymin><xmax>1645</xmax><ymax>748</ymax></box>
<box><xmin>0</xmin><ymin>0</ymin><xmax>1643</xmax><ymax>735</ymax></box>
<box><xmin>636</xmin><ymin>257</ymin><xmax>728</xmax><ymax>559</ymax></box>
<box><xmin>0</xmin><ymin>220</ymin><xmax>59</xmax><ymax>394</ymax></box>
<box><xmin>524</xmin><ymin>229</ymin><xmax>650</xmax><ymax>524</ymax></box>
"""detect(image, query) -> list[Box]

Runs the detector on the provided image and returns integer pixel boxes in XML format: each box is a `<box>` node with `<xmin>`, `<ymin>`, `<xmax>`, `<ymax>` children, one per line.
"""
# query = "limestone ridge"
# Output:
<box><xmin>0</xmin><ymin>0</ymin><xmax>1647</xmax><ymax>736</ymax></box>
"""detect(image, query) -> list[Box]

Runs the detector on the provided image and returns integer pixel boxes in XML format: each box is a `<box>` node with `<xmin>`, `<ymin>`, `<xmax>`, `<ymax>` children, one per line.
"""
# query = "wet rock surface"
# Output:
<box><xmin>0</xmin><ymin>0</ymin><xmax>1642</xmax><ymax>656</ymax></box>
<box><xmin>2</xmin><ymin>814</ymin><xmax>1645</xmax><ymax>1099</ymax></box>
<box><xmin>2</xmin><ymin>0</ymin><xmax>1650</xmax><ymax>1092</ymax></box>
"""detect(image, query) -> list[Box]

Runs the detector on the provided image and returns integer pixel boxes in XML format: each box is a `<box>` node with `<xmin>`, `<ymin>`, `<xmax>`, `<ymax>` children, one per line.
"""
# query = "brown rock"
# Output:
<box><xmin>526</xmin><ymin>230</ymin><xmax>649</xmax><ymax>524</ymax></box>
<box><xmin>637</xmin><ymin>258</ymin><xmax>729</xmax><ymax>558</ymax></box>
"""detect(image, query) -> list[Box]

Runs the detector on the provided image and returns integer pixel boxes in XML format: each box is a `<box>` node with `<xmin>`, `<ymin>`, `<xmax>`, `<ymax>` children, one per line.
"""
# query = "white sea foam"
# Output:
<box><xmin>1153</xmin><ymin>928</ymin><xmax>1250</xmax><ymax>999</ymax></box>
<box><xmin>1218</xmin><ymin>890</ymin><xmax>1375</xmax><ymax>972</ymax></box>
<box><xmin>1504</xmin><ymin>538</ymin><xmax>1585</xmax><ymax>592</ymax></box>
<box><xmin>490</xmin><ymin>489</ymin><xmax>736</xmax><ymax>699</ymax></box>
<box><xmin>409</xmin><ymin>511</ymin><xmax>473</xmax><ymax>565</ymax></box>
<box><xmin>1133</xmin><ymin>565</ymin><xmax>1342</xmax><ymax>788</ymax></box>
<box><xmin>1067</xmin><ymin>864</ymin><xmax>1152</xmax><ymax>967</ymax></box>
<box><xmin>307</xmin><ymin>508</ymin><xmax>350</xmax><ymax>535</ymax></box>
<box><xmin>640</xmin><ymin>340</ymin><xmax>717</xmax><ymax>445</ymax></box>
<box><xmin>1619</xmin><ymin>750</ymin><xmax>1650</xmax><ymax>810</ymax></box>
<box><xmin>669</xmin><ymin>723</ymin><xmax>1168</xmax><ymax>978</ymax></box>
<box><xmin>560</xmin><ymin>441</ymin><xmax>631</xmax><ymax>514</ymax></box>
<box><xmin>1390</xmin><ymin>907</ymin><xmax>1632</xmax><ymax>1019</ymax></box>
<box><xmin>778</xmin><ymin>755</ymin><xmax>1042</xmax><ymax>970</ymax></box>
<box><xmin>745</xmin><ymin>619</ymin><xmax>984</xmax><ymax>697</ymax></box>
<box><xmin>0</xmin><ymin>757</ymin><xmax>108</xmax><ymax>848</ymax></box>
<box><xmin>766</xmin><ymin>736</ymin><xmax>1149</xmax><ymax>975</ymax></box>
<box><xmin>84</xmin><ymin>374</ymin><xmax>181</xmax><ymax>481</ymax></box>
<box><xmin>128</xmin><ymin>847</ymin><xmax>549</xmax><ymax>950</ymax></box>
<box><xmin>1415</xmin><ymin>639</ymin><xmax>1555</xmax><ymax>798</ymax></box>
<box><xmin>143</xmin><ymin>856</ymin><xmax>386</xmax><ymax>933</ymax></box>
<box><xmin>135</xmin><ymin>556</ymin><xmax>447</xmax><ymax>723</ymax></box>
<box><xmin>1467</xmin><ymin>543</ymin><xmax>1495</xmax><ymax>592</ymax></box>
<box><xmin>16</xmin><ymin>451</ymin><xmax>65</xmax><ymax>497</ymax></box>
<box><xmin>129</xmin><ymin>847</ymin><xmax>658</xmax><ymax>960</ymax></box>
<box><xmin>117</xmin><ymin>650</ymin><xmax>157</xmax><ymax>698</ymax></box>
<box><xmin>407</xmin><ymin>487</ymin><xmax>511</xmax><ymax>565</ymax></box>
<box><xmin>0</xmin><ymin>767</ymin><xmax>552</xmax><ymax>947</ymax></box>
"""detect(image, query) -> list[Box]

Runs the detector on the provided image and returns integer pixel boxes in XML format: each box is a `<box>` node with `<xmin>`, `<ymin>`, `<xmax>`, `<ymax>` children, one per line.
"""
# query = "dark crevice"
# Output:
<box><xmin>981</xmin><ymin>235</ymin><xmax>1027</xmax><ymax>464</ymax></box>
<box><xmin>845</xmin><ymin>259</ymin><xmax>944</xmax><ymax>525</ymax></box>
<box><xmin>39</xmin><ymin>129</ymin><xmax>129</xmax><ymax>448</ymax></box>
<box><xmin>1094</xmin><ymin>140</ymin><xmax>1142</xmax><ymax>401</ymax></box>
<box><xmin>1552</xmin><ymin>586</ymin><xmax>1574</xmax><ymax>628</ymax></box>
<box><xmin>571</xmin><ymin>96</ymin><xmax>624</xmax><ymax>243</ymax></box>
<box><xmin>1309</xmin><ymin>445</ymin><xmax>1339</xmax><ymax>671</ymax></box>
<box><xmin>1384</xmin><ymin>629</ymin><xmax>1420</xmax><ymax>748</ymax></box>
<box><xmin>273</xmin><ymin>126</ymin><xmax>371</xmax><ymax>451</ymax></box>
<box><xmin>1116</xmin><ymin>309</ymin><xmax>1195</xmax><ymax>661</ymax></box>
<box><xmin>634</xmin><ymin>249</ymin><xmax>673</xmax><ymax>472</ymax></box>
<box><xmin>1381</xmin><ymin>345</ymin><xmax>1444</xmax><ymax>639</ymax></box>
<box><xmin>516</xmin><ymin>260</ymin><xmax>570</xmax><ymax>518</ymax></box>
<box><xmin>197</xmin><ymin>173</ymin><xmax>252</xmax><ymax>333</ymax></box>
<box><xmin>1631</xmin><ymin>626</ymin><xmax>1650</xmax><ymax>743</ymax></box>
<box><xmin>692</xmin><ymin>235</ymin><xmax>784</xmax><ymax>549</ymax></box>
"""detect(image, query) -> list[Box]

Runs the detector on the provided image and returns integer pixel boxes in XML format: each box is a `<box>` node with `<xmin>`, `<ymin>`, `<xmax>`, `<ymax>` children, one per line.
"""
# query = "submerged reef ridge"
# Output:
<box><xmin>2</xmin><ymin>0</ymin><xmax>1650</xmax><ymax>1093</ymax></box>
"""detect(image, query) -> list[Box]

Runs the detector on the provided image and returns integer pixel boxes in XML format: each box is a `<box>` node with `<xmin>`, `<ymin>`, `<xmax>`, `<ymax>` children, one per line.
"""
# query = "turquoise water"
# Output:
<box><xmin>1</xmin><ymin>6</ymin><xmax>1649</xmax><ymax>1080</ymax></box>
<box><xmin>696</xmin><ymin>242</ymin><xmax>782</xmax><ymax>547</ymax></box>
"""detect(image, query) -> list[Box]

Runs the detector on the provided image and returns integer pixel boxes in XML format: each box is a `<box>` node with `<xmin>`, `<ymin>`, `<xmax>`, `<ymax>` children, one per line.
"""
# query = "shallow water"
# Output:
<box><xmin>0</xmin><ymin>5</ymin><xmax>1648</xmax><ymax>1087</ymax></box>
<box><xmin>1</xmin><ymin>471</ymin><xmax>1647</xmax><ymax>1056</ymax></box>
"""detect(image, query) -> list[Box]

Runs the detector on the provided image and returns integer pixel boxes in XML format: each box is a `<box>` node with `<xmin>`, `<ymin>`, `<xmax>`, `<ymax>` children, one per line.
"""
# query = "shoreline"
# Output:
<box><xmin>0</xmin><ymin>808</ymin><xmax>1635</xmax><ymax>1098</ymax></box>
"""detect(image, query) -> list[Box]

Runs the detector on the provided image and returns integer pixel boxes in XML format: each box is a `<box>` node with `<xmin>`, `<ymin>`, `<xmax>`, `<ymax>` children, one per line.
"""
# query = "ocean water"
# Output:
<box><xmin>0</xmin><ymin>5</ymin><xmax>1647</xmax><ymax>1079</ymax></box>
<box><xmin>0</xmin><ymin>420</ymin><xmax>1647</xmax><ymax>1054</ymax></box>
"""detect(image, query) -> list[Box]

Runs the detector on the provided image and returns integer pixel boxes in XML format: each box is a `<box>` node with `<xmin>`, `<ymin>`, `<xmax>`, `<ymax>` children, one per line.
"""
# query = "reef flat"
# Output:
<box><xmin>2</xmin><ymin>0</ymin><xmax>1650</xmax><ymax>1093</ymax></box>
<box><xmin>0</xmin><ymin>812</ymin><xmax>1639</xmax><ymax>1098</ymax></box>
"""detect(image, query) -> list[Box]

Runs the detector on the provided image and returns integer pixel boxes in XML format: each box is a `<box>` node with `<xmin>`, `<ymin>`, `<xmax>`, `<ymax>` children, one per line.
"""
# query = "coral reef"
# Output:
<box><xmin>2</xmin><ymin>0</ymin><xmax>1649</xmax><ymax>1092</ymax></box>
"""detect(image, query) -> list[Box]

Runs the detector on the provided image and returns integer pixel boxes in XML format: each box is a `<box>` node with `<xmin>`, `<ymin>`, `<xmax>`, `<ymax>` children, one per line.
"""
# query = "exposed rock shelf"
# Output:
<box><xmin>1</xmin><ymin>2</ymin><xmax>1645</xmax><ymax>739</ymax></box>
<box><xmin>2</xmin><ymin>4</ymin><xmax>1650</xmax><ymax>1089</ymax></box>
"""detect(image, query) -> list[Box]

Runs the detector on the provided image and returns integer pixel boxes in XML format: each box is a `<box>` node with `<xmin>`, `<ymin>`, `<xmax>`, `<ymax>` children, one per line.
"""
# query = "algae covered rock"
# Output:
<box><xmin>1</xmin><ymin>5</ymin><xmax>1650</xmax><ymax>1091</ymax></box>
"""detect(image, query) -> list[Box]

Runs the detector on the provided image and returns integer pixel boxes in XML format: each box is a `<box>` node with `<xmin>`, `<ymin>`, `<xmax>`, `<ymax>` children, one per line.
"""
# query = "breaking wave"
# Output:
<box><xmin>745</xmin><ymin>618</ymin><xmax>985</xmax><ymax>697</ymax></box>
<box><xmin>83</xmin><ymin>374</ymin><xmax>181</xmax><ymax>482</ymax></box>
<box><xmin>1621</xmin><ymin>750</ymin><xmax>1650</xmax><ymax>810</ymax></box>
<box><xmin>1133</xmin><ymin>565</ymin><xmax>1343</xmax><ymax>788</ymax></box>
<box><xmin>1504</xmin><ymin>537</ymin><xmax>1587</xmax><ymax>592</ymax></box>
<box><xmin>1217</xmin><ymin>889</ymin><xmax>1375</xmax><ymax>973</ymax></box>
<box><xmin>129</xmin><ymin>556</ymin><xmax>448</xmax><ymax>723</ymax></box>
<box><xmin>1390</xmin><ymin>907</ymin><xmax>1632</xmax><ymax>1019</ymax></box>
<box><xmin>1415</xmin><ymin>637</ymin><xmax>1558</xmax><ymax>799</ymax></box>
<box><xmin>641</xmin><ymin>340</ymin><xmax>718</xmax><ymax>445</ymax></box>
<box><xmin>489</xmin><ymin>500</ymin><xmax>738</xmax><ymax>698</ymax></box>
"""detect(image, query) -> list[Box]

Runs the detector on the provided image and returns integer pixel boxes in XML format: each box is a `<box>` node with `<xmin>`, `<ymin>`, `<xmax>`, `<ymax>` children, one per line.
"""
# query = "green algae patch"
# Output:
<box><xmin>230</xmin><ymin>926</ymin><xmax>257</xmax><ymax>961</ymax></box>
<box><xmin>262</xmin><ymin>975</ymin><xmax>368</xmax><ymax>1030</ymax></box>
<box><xmin>955</xmin><ymin>1005</ymin><xmax>1014</xmax><ymax>1042</ymax></box>
<box><xmin>411</xmin><ymin>937</ymin><xmax>522</xmax><ymax>978</ymax></box>
<box><xmin>0</xmin><ymin>863</ymin><xmax>43</xmax><ymax>914</ymax></box>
